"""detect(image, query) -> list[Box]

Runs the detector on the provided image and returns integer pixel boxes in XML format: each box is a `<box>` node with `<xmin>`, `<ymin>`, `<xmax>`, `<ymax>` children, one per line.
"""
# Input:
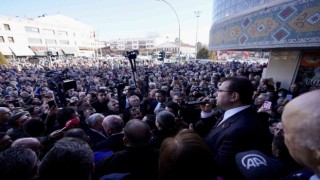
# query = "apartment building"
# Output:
<box><xmin>0</xmin><ymin>14</ymin><xmax>106</xmax><ymax>58</ymax></box>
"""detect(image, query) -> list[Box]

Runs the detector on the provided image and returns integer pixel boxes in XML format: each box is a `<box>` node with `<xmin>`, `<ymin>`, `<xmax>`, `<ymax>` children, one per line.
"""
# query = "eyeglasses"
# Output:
<box><xmin>217</xmin><ymin>89</ymin><xmax>232</xmax><ymax>93</ymax></box>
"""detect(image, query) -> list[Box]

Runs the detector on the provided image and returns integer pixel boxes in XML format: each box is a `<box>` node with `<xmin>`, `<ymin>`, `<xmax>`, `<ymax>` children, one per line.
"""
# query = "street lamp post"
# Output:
<box><xmin>194</xmin><ymin>10</ymin><xmax>201</xmax><ymax>60</ymax></box>
<box><xmin>157</xmin><ymin>0</ymin><xmax>181</xmax><ymax>62</ymax></box>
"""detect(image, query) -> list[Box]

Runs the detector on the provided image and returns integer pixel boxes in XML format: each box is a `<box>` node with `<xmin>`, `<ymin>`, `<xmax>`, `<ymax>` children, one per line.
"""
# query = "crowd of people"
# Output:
<box><xmin>0</xmin><ymin>56</ymin><xmax>318</xmax><ymax>180</ymax></box>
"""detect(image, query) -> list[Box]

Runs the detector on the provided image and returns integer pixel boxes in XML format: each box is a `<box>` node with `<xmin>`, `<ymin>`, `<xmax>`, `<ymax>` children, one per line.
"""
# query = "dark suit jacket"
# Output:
<box><xmin>86</xmin><ymin>129</ymin><xmax>107</xmax><ymax>149</ymax></box>
<box><xmin>205</xmin><ymin>107</ymin><xmax>271</xmax><ymax>180</ymax></box>
<box><xmin>96</xmin><ymin>146</ymin><xmax>159</xmax><ymax>180</ymax></box>
<box><xmin>194</xmin><ymin>114</ymin><xmax>217</xmax><ymax>138</ymax></box>
<box><xmin>91</xmin><ymin>101</ymin><xmax>109</xmax><ymax>115</ymax></box>
<box><xmin>145</xmin><ymin>99</ymin><xmax>158</xmax><ymax>115</ymax></box>
<box><xmin>150</xmin><ymin>100</ymin><xmax>168</xmax><ymax>115</ymax></box>
<box><xmin>94</xmin><ymin>133</ymin><xmax>124</xmax><ymax>152</ymax></box>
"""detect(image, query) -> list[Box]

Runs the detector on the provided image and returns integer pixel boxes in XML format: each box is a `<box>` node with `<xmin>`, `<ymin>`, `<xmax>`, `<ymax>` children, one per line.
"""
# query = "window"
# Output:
<box><xmin>4</xmin><ymin>24</ymin><xmax>11</xmax><ymax>31</ymax></box>
<box><xmin>25</xmin><ymin>26</ymin><xmax>39</xmax><ymax>33</ymax></box>
<box><xmin>28</xmin><ymin>38</ymin><xmax>42</xmax><ymax>44</ymax></box>
<box><xmin>45</xmin><ymin>39</ymin><xmax>57</xmax><ymax>45</ymax></box>
<box><xmin>59</xmin><ymin>40</ymin><xmax>69</xmax><ymax>45</ymax></box>
<box><xmin>0</xmin><ymin>36</ymin><xmax>4</xmax><ymax>42</ymax></box>
<box><xmin>57</xmin><ymin>31</ymin><xmax>68</xmax><ymax>36</ymax></box>
<box><xmin>42</xmin><ymin>29</ymin><xmax>55</xmax><ymax>35</ymax></box>
<box><xmin>8</xmin><ymin>37</ymin><xmax>14</xmax><ymax>43</ymax></box>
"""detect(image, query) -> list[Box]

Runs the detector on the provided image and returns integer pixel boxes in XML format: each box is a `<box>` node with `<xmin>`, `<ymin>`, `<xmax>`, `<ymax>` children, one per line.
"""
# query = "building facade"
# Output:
<box><xmin>209</xmin><ymin>0</ymin><xmax>320</xmax><ymax>92</ymax></box>
<box><xmin>0</xmin><ymin>14</ymin><xmax>106</xmax><ymax>58</ymax></box>
<box><xmin>108</xmin><ymin>37</ymin><xmax>165</xmax><ymax>55</ymax></box>
<box><xmin>156</xmin><ymin>41</ymin><xmax>195</xmax><ymax>56</ymax></box>
<box><xmin>108</xmin><ymin>38</ymin><xmax>195</xmax><ymax>57</ymax></box>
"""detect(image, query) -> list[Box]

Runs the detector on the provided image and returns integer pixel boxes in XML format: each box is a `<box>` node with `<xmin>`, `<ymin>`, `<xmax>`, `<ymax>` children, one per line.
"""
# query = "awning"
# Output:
<box><xmin>48</xmin><ymin>48</ymin><xmax>64</xmax><ymax>56</ymax></box>
<box><xmin>0</xmin><ymin>45</ymin><xmax>13</xmax><ymax>55</ymax></box>
<box><xmin>61</xmin><ymin>47</ymin><xmax>78</xmax><ymax>55</ymax></box>
<box><xmin>9</xmin><ymin>45</ymin><xmax>35</xmax><ymax>56</ymax></box>
<box><xmin>33</xmin><ymin>50</ymin><xmax>47</xmax><ymax>56</ymax></box>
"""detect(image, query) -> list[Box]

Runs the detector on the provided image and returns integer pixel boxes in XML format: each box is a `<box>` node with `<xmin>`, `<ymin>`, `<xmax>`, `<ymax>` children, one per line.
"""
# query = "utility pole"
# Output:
<box><xmin>157</xmin><ymin>0</ymin><xmax>181</xmax><ymax>62</ymax></box>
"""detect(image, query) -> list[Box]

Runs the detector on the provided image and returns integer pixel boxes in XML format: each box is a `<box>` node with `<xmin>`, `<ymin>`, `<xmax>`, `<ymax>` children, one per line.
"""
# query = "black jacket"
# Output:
<box><xmin>205</xmin><ymin>107</ymin><xmax>271</xmax><ymax>180</ymax></box>
<box><xmin>94</xmin><ymin>133</ymin><xmax>124</xmax><ymax>152</ymax></box>
<box><xmin>96</xmin><ymin>146</ymin><xmax>159</xmax><ymax>180</ymax></box>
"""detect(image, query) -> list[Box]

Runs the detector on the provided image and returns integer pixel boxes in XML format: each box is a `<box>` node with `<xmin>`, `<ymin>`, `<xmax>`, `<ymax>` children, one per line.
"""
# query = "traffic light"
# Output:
<box><xmin>158</xmin><ymin>51</ymin><xmax>165</xmax><ymax>61</ymax></box>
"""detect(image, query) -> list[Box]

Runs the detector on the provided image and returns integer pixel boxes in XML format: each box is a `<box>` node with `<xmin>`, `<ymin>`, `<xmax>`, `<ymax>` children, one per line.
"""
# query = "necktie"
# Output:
<box><xmin>214</xmin><ymin>114</ymin><xmax>224</xmax><ymax>127</ymax></box>
<box><xmin>205</xmin><ymin>113</ymin><xmax>224</xmax><ymax>142</ymax></box>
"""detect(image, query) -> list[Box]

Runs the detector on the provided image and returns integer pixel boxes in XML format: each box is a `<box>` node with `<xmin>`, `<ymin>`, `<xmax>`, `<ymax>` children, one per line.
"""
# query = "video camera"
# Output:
<box><xmin>190</xmin><ymin>87</ymin><xmax>205</xmax><ymax>99</ymax></box>
<box><xmin>46</xmin><ymin>71</ymin><xmax>77</xmax><ymax>92</ymax></box>
<box><xmin>180</xmin><ymin>97</ymin><xmax>216</xmax><ymax>107</ymax></box>
<box><xmin>124</xmin><ymin>50</ymin><xmax>139</xmax><ymax>60</ymax></box>
<box><xmin>181</xmin><ymin>100</ymin><xmax>207</xmax><ymax>106</ymax></box>
<box><xmin>46</xmin><ymin>68</ymin><xmax>77</xmax><ymax>107</ymax></box>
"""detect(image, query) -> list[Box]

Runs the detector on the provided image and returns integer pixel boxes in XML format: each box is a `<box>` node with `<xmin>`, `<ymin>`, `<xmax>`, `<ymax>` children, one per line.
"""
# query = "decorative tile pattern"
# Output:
<box><xmin>272</xmin><ymin>27</ymin><xmax>290</xmax><ymax>41</ymax></box>
<box><xmin>278</xmin><ymin>6</ymin><xmax>297</xmax><ymax>21</ymax></box>
<box><xmin>209</xmin><ymin>0</ymin><xmax>320</xmax><ymax>50</ymax></box>
<box><xmin>288</xmin><ymin>6</ymin><xmax>320</xmax><ymax>33</ymax></box>
<box><xmin>241</xmin><ymin>17</ymin><xmax>252</xmax><ymax>29</ymax></box>
<box><xmin>239</xmin><ymin>34</ymin><xmax>248</xmax><ymax>44</ymax></box>
<box><xmin>307</xmin><ymin>12</ymin><xmax>320</xmax><ymax>25</ymax></box>
<box><xmin>248</xmin><ymin>17</ymin><xmax>279</xmax><ymax>38</ymax></box>
<box><xmin>227</xmin><ymin>26</ymin><xmax>243</xmax><ymax>41</ymax></box>
<box><xmin>257</xmin><ymin>24</ymin><xmax>266</xmax><ymax>32</ymax></box>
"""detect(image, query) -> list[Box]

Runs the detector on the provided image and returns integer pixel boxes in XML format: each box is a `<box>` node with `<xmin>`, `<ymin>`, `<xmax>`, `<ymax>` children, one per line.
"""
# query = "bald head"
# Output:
<box><xmin>282</xmin><ymin>90</ymin><xmax>320</xmax><ymax>149</ymax></box>
<box><xmin>282</xmin><ymin>90</ymin><xmax>320</xmax><ymax>174</ymax></box>
<box><xmin>124</xmin><ymin>119</ymin><xmax>151</xmax><ymax>147</ymax></box>
<box><xmin>11</xmin><ymin>137</ymin><xmax>41</xmax><ymax>154</ymax></box>
<box><xmin>102</xmin><ymin>115</ymin><xmax>124</xmax><ymax>135</ymax></box>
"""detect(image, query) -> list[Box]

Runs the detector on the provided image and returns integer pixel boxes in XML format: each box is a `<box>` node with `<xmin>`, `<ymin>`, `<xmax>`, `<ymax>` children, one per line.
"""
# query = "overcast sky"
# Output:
<box><xmin>0</xmin><ymin>0</ymin><xmax>213</xmax><ymax>45</ymax></box>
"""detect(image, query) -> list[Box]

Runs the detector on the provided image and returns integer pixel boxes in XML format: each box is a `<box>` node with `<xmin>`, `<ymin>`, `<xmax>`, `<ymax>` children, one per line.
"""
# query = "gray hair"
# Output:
<box><xmin>156</xmin><ymin>110</ymin><xmax>176</xmax><ymax>130</ymax></box>
<box><xmin>102</xmin><ymin>115</ymin><xmax>123</xmax><ymax>133</ymax></box>
<box><xmin>87</xmin><ymin>113</ymin><xmax>104</xmax><ymax>127</ymax></box>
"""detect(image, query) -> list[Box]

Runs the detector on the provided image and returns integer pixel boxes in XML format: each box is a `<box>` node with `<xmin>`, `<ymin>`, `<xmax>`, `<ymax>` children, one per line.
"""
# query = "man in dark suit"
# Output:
<box><xmin>205</xmin><ymin>77</ymin><xmax>270</xmax><ymax>180</ymax></box>
<box><xmin>95</xmin><ymin>115</ymin><xmax>124</xmax><ymax>152</ymax></box>
<box><xmin>95</xmin><ymin>119</ymin><xmax>159</xmax><ymax>180</ymax></box>
<box><xmin>86</xmin><ymin>113</ymin><xmax>107</xmax><ymax>150</ymax></box>
<box><xmin>149</xmin><ymin>89</ymin><xmax>167</xmax><ymax>114</ymax></box>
